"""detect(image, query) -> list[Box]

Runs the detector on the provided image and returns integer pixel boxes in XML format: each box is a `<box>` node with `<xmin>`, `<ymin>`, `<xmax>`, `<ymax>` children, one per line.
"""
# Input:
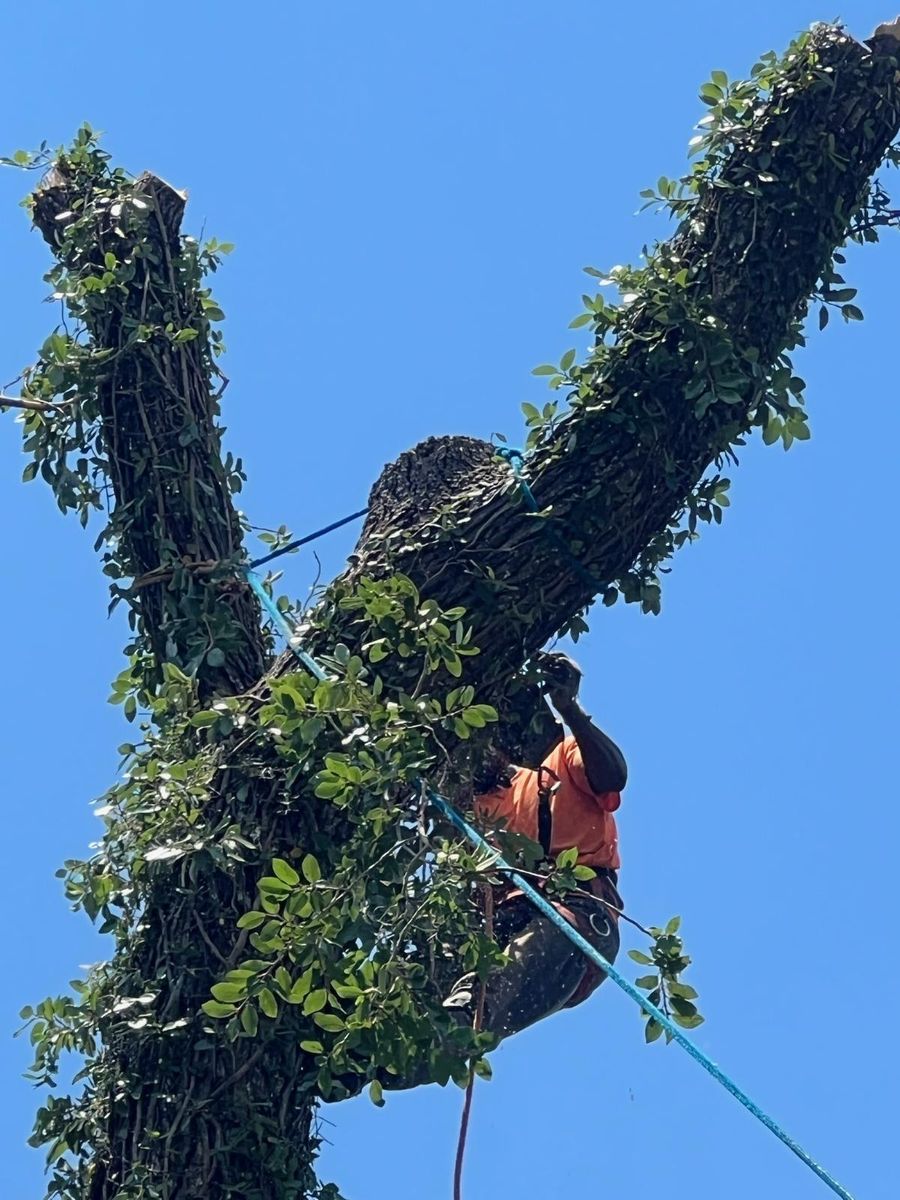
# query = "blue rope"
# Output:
<box><xmin>496</xmin><ymin>446</ymin><xmax>603</xmax><ymax>593</ymax></box>
<box><xmin>249</xmin><ymin>507</ymin><xmax>369</xmax><ymax>570</ymax></box>
<box><xmin>247</xmin><ymin>550</ymin><xmax>855</xmax><ymax>1200</ymax></box>
<box><xmin>244</xmin><ymin>569</ymin><xmax>327</xmax><ymax>681</ymax></box>
<box><xmin>427</xmin><ymin>790</ymin><xmax>854</xmax><ymax>1200</ymax></box>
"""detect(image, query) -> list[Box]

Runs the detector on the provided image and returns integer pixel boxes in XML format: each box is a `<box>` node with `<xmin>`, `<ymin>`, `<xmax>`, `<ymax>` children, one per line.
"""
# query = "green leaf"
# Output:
<box><xmin>699</xmin><ymin>81</ymin><xmax>723</xmax><ymax>102</ymax></box>
<box><xmin>206</xmin><ymin>647</ymin><xmax>225</xmax><ymax>668</ymax></box>
<box><xmin>303</xmin><ymin>989</ymin><xmax>327</xmax><ymax>1015</ymax></box>
<box><xmin>711</xmin><ymin>69</ymin><xmax>728</xmax><ymax>88</ymax></box>
<box><xmin>673</xmin><ymin>1013</ymin><xmax>705</xmax><ymax>1029</ymax></box>
<box><xmin>258</xmin><ymin>876</ymin><xmax>291</xmax><ymax>894</ymax></box>
<box><xmin>569</xmin><ymin>311</ymin><xmax>593</xmax><ymax>329</ymax></box>
<box><xmin>300</xmin><ymin>1039</ymin><xmax>324</xmax><ymax>1054</ymax></box>
<box><xmin>301</xmin><ymin>854</ymin><xmax>321</xmax><ymax>883</ymax></box>
<box><xmin>201</xmin><ymin>1000</ymin><xmax>236</xmax><ymax>1019</ymax></box>
<box><xmin>258</xmin><ymin>988</ymin><xmax>278</xmax><ymax>1019</ymax></box>
<box><xmin>644</xmin><ymin>1017</ymin><xmax>664</xmax><ymax>1043</ymax></box>
<box><xmin>627</xmin><ymin>950</ymin><xmax>653</xmax><ymax>965</ymax></box>
<box><xmin>762</xmin><ymin>418</ymin><xmax>782</xmax><ymax>446</ymax></box>
<box><xmin>237</xmin><ymin>911</ymin><xmax>266</xmax><ymax>930</ymax></box>
<box><xmin>313</xmin><ymin>1013</ymin><xmax>345</xmax><ymax>1032</ymax></box>
<box><xmin>369</xmin><ymin>1079</ymin><xmax>385</xmax><ymax>1107</ymax></box>
<box><xmin>842</xmin><ymin>304</ymin><xmax>863</xmax><ymax>322</ymax></box>
<box><xmin>818</xmin><ymin>305</ymin><xmax>829</xmax><ymax>330</ymax></box>
<box><xmin>190</xmin><ymin>710</ymin><xmax>219</xmax><ymax>727</ymax></box>
<box><xmin>531</xmin><ymin>364</ymin><xmax>557</xmax><ymax>376</ymax></box>
<box><xmin>471</xmin><ymin>704</ymin><xmax>497</xmax><ymax>722</ymax></box>
<box><xmin>211</xmin><ymin>982</ymin><xmax>246</xmax><ymax>1003</ymax></box>
<box><xmin>240</xmin><ymin>1004</ymin><xmax>259</xmax><ymax>1036</ymax></box>
<box><xmin>272</xmin><ymin>858</ymin><xmax>300</xmax><ymax>886</ymax></box>
<box><xmin>521</xmin><ymin>402</ymin><xmax>541</xmax><ymax>422</ymax></box>
<box><xmin>665</xmin><ymin>915</ymin><xmax>681</xmax><ymax>934</ymax></box>
<box><xmin>560</xmin><ymin>348</ymin><xmax>576</xmax><ymax>372</ymax></box>
<box><xmin>288</xmin><ymin>970</ymin><xmax>314</xmax><ymax>1004</ymax></box>
<box><xmin>634</xmin><ymin>975</ymin><xmax>659</xmax><ymax>990</ymax></box>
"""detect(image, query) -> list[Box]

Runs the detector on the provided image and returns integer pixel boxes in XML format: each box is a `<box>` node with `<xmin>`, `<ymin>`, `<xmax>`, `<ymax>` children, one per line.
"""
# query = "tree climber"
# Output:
<box><xmin>441</xmin><ymin>651</ymin><xmax>627</xmax><ymax>1041</ymax></box>
<box><xmin>378</xmin><ymin>652</ymin><xmax>627</xmax><ymax>1093</ymax></box>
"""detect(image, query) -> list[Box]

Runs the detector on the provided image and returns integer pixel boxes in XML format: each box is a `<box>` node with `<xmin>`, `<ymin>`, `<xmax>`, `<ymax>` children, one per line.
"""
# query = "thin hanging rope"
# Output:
<box><xmin>248</xmin><ymin>507</ymin><xmax>368</xmax><ymax>570</ymax></box>
<box><xmin>453</xmin><ymin>885</ymin><xmax>494</xmax><ymax>1200</ymax></box>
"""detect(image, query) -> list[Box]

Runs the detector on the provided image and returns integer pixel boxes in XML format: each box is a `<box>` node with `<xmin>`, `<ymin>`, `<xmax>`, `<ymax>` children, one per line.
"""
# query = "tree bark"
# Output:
<box><xmin>310</xmin><ymin>24</ymin><xmax>900</xmax><ymax>686</ymax></box>
<box><xmin>22</xmin><ymin>19</ymin><xmax>900</xmax><ymax>1200</ymax></box>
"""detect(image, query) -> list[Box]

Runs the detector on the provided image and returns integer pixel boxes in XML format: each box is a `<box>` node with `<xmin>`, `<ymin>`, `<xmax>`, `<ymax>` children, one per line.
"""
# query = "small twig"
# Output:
<box><xmin>130</xmin><ymin>559</ymin><xmax>225</xmax><ymax>591</ymax></box>
<box><xmin>199</xmin><ymin>1046</ymin><xmax>266</xmax><ymax>1107</ymax></box>
<box><xmin>191</xmin><ymin>909</ymin><xmax>228</xmax><ymax>966</ymax></box>
<box><xmin>0</xmin><ymin>393</ymin><xmax>69</xmax><ymax>414</ymax></box>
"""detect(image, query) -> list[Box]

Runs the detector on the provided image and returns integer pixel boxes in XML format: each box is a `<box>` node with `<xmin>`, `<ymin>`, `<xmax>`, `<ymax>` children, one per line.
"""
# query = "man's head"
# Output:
<box><xmin>471</xmin><ymin>744</ymin><xmax>516</xmax><ymax>794</ymax></box>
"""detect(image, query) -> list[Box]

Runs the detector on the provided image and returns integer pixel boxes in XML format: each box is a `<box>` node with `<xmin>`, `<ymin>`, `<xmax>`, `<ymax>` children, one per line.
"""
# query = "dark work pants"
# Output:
<box><xmin>379</xmin><ymin>893</ymin><xmax>620</xmax><ymax>1091</ymax></box>
<box><xmin>448</xmin><ymin>893</ymin><xmax>621</xmax><ymax>1038</ymax></box>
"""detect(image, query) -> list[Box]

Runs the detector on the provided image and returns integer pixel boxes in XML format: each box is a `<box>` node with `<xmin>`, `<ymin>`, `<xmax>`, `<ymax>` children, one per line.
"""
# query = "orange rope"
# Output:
<box><xmin>453</xmin><ymin>885</ymin><xmax>495</xmax><ymax>1200</ymax></box>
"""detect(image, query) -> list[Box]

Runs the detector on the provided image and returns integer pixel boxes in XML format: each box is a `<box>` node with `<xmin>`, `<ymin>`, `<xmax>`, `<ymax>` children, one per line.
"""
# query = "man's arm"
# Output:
<box><xmin>557</xmin><ymin>700</ymin><xmax>628</xmax><ymax>794</ymax></box>
<box><xmin>539</xmin><ymin>653</ymin><xmax>628</xmax><ymax>794</ymax></box>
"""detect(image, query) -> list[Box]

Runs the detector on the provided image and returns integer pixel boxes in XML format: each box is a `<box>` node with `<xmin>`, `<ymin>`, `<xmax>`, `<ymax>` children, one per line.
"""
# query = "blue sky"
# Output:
<box><xmin>1</xmin><ymin>4</ymin><xmax>896</xmax><ymax>1198</ymax></box>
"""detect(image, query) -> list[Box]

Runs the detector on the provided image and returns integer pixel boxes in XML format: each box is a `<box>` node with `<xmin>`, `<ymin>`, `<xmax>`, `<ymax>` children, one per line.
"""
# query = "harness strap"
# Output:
<box><xmin>536</xmin><ymin>765</ymin><xmax>559</xmax><ymax>858</ymax></box>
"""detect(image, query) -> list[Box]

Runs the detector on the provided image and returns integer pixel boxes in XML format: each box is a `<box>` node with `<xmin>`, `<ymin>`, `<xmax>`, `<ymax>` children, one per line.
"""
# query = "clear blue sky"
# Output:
<box><xmin>1</xmin><ymin>4</ymin><xmax>896</xmax><ymax>1198</ymax></box>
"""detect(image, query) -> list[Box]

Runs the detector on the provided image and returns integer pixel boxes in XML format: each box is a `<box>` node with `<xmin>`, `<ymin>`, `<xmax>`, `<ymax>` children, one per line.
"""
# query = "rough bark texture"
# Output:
<box><xmin>24</xmin><ymin>20</ymin><xmax>900</xmax><ymax>1200</ymax></box>
<box><xmin>314</xmin><ymin>25</ymin><xmax>900</xmax><ymax>689</ymax></box>
<box><xmin>34</xmin><ymin>169</ymin><xmax>268</xmax><ymax>698</ymax></box>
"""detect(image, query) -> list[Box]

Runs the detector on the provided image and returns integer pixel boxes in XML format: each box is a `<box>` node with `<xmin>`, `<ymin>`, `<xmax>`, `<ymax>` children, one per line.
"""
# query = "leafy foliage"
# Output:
<box><xmin>514</xmin><ymin>27</ymin><xmax>900</xmax><ymax>631</ymax></box>
<box><xmin>3</xmin><ymin>19</ymin><xmax>899</xmax><ymax>1200</ymax></box>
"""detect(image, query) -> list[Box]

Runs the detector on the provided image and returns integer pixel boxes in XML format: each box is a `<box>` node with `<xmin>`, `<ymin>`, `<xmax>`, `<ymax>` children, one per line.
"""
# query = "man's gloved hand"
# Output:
<box><xmin>534</xmin><ymin>652</ymin><xmax>583</xmax><ymax>715</ymax></box>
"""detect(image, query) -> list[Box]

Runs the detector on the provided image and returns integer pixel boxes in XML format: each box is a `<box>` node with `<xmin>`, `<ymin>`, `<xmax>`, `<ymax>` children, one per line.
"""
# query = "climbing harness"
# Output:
<box><xmin>242</xmin><ymin>559</ymin><xmax>857</xmax><ymax>1200</ymax></box>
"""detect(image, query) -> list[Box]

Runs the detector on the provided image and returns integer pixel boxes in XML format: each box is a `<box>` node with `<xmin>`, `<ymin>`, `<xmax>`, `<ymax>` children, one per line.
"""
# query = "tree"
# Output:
<box><xmin>4</xmin><ymin>19</ymin><xmax>899</xmax><ymax>1200</ymax></box>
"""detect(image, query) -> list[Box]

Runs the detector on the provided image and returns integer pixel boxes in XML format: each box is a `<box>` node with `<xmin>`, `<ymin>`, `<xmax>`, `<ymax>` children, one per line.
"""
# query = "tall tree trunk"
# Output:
<box><xmin>19</xmin><ymin>20</ymin><xmax>900</xmax><ymax>1200</ymax></box>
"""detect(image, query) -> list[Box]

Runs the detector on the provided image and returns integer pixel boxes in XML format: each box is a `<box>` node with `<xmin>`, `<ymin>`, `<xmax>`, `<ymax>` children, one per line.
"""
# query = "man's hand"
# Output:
<box><xmin>534</xmin><ymin>651</ymin><xmax>628</xmax><ymax>793</ymax></box>
<box><xmin>535</xmin><ymin>652</ymin><xmax>583</xmax><ymax>715</ymax></box>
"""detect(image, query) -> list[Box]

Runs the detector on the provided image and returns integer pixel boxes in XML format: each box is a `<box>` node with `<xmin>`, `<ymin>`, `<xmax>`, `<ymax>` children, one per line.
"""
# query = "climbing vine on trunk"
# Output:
<box><xmin>3</xmin><ymin>19</ymin><xmax>900</xmax><ymax>1200</ymax></box>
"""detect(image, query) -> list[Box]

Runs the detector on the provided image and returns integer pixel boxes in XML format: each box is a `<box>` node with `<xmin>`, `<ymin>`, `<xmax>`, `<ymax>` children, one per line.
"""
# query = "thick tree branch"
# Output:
<box><xmin>32</xmin><ymin>170</ymin><xmax>267</xmax><ymax>696</ymax></box>
<box><xmin>287</xmin><ymin>23</ymin><xmax>900</xmax><ymax>692</ymax></box>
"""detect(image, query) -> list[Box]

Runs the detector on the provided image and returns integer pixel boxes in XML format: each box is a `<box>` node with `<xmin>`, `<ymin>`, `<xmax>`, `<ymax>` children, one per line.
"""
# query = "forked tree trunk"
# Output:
<box><xmin>25</xmin><ymin>21</ymin><xmax>900</xmax><ymax>1199</ymax></box>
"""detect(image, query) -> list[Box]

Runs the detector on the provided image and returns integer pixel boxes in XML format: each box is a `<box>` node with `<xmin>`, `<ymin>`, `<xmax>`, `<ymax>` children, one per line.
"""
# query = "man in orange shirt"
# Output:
<box><xmin>442</xmin><ymin>652</ymin><xmax>627</xmax><ymax>1040</ymax></box>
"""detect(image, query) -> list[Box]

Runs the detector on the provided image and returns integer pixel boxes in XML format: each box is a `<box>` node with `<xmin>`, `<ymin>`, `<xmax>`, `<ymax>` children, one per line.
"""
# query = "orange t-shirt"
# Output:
<box><xmin>474</xmin><ymin>736</ymin><xmax>621</xmax><ymax>870</ymax></box>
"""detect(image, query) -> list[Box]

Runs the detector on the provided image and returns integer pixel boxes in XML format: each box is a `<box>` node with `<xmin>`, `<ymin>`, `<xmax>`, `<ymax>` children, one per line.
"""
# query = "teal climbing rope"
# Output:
<box><xmin>248</xmin><ymin>571</ymin><xmax>855</xmax><ymax>1200</ymax></box>
<box><xmin>496</xmin><ymin>446</ymin><xmax>604</xmax><ymax>593</ymax></box>
<box><xmin>244</xmin><ymin>569</ymin><xmax>327</xmax><ymax>681</ymax></box>
<box><xmin>428</xmin><ymin>789</ymin><xmax>854</xmax><ymax>1200</ymax></box>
